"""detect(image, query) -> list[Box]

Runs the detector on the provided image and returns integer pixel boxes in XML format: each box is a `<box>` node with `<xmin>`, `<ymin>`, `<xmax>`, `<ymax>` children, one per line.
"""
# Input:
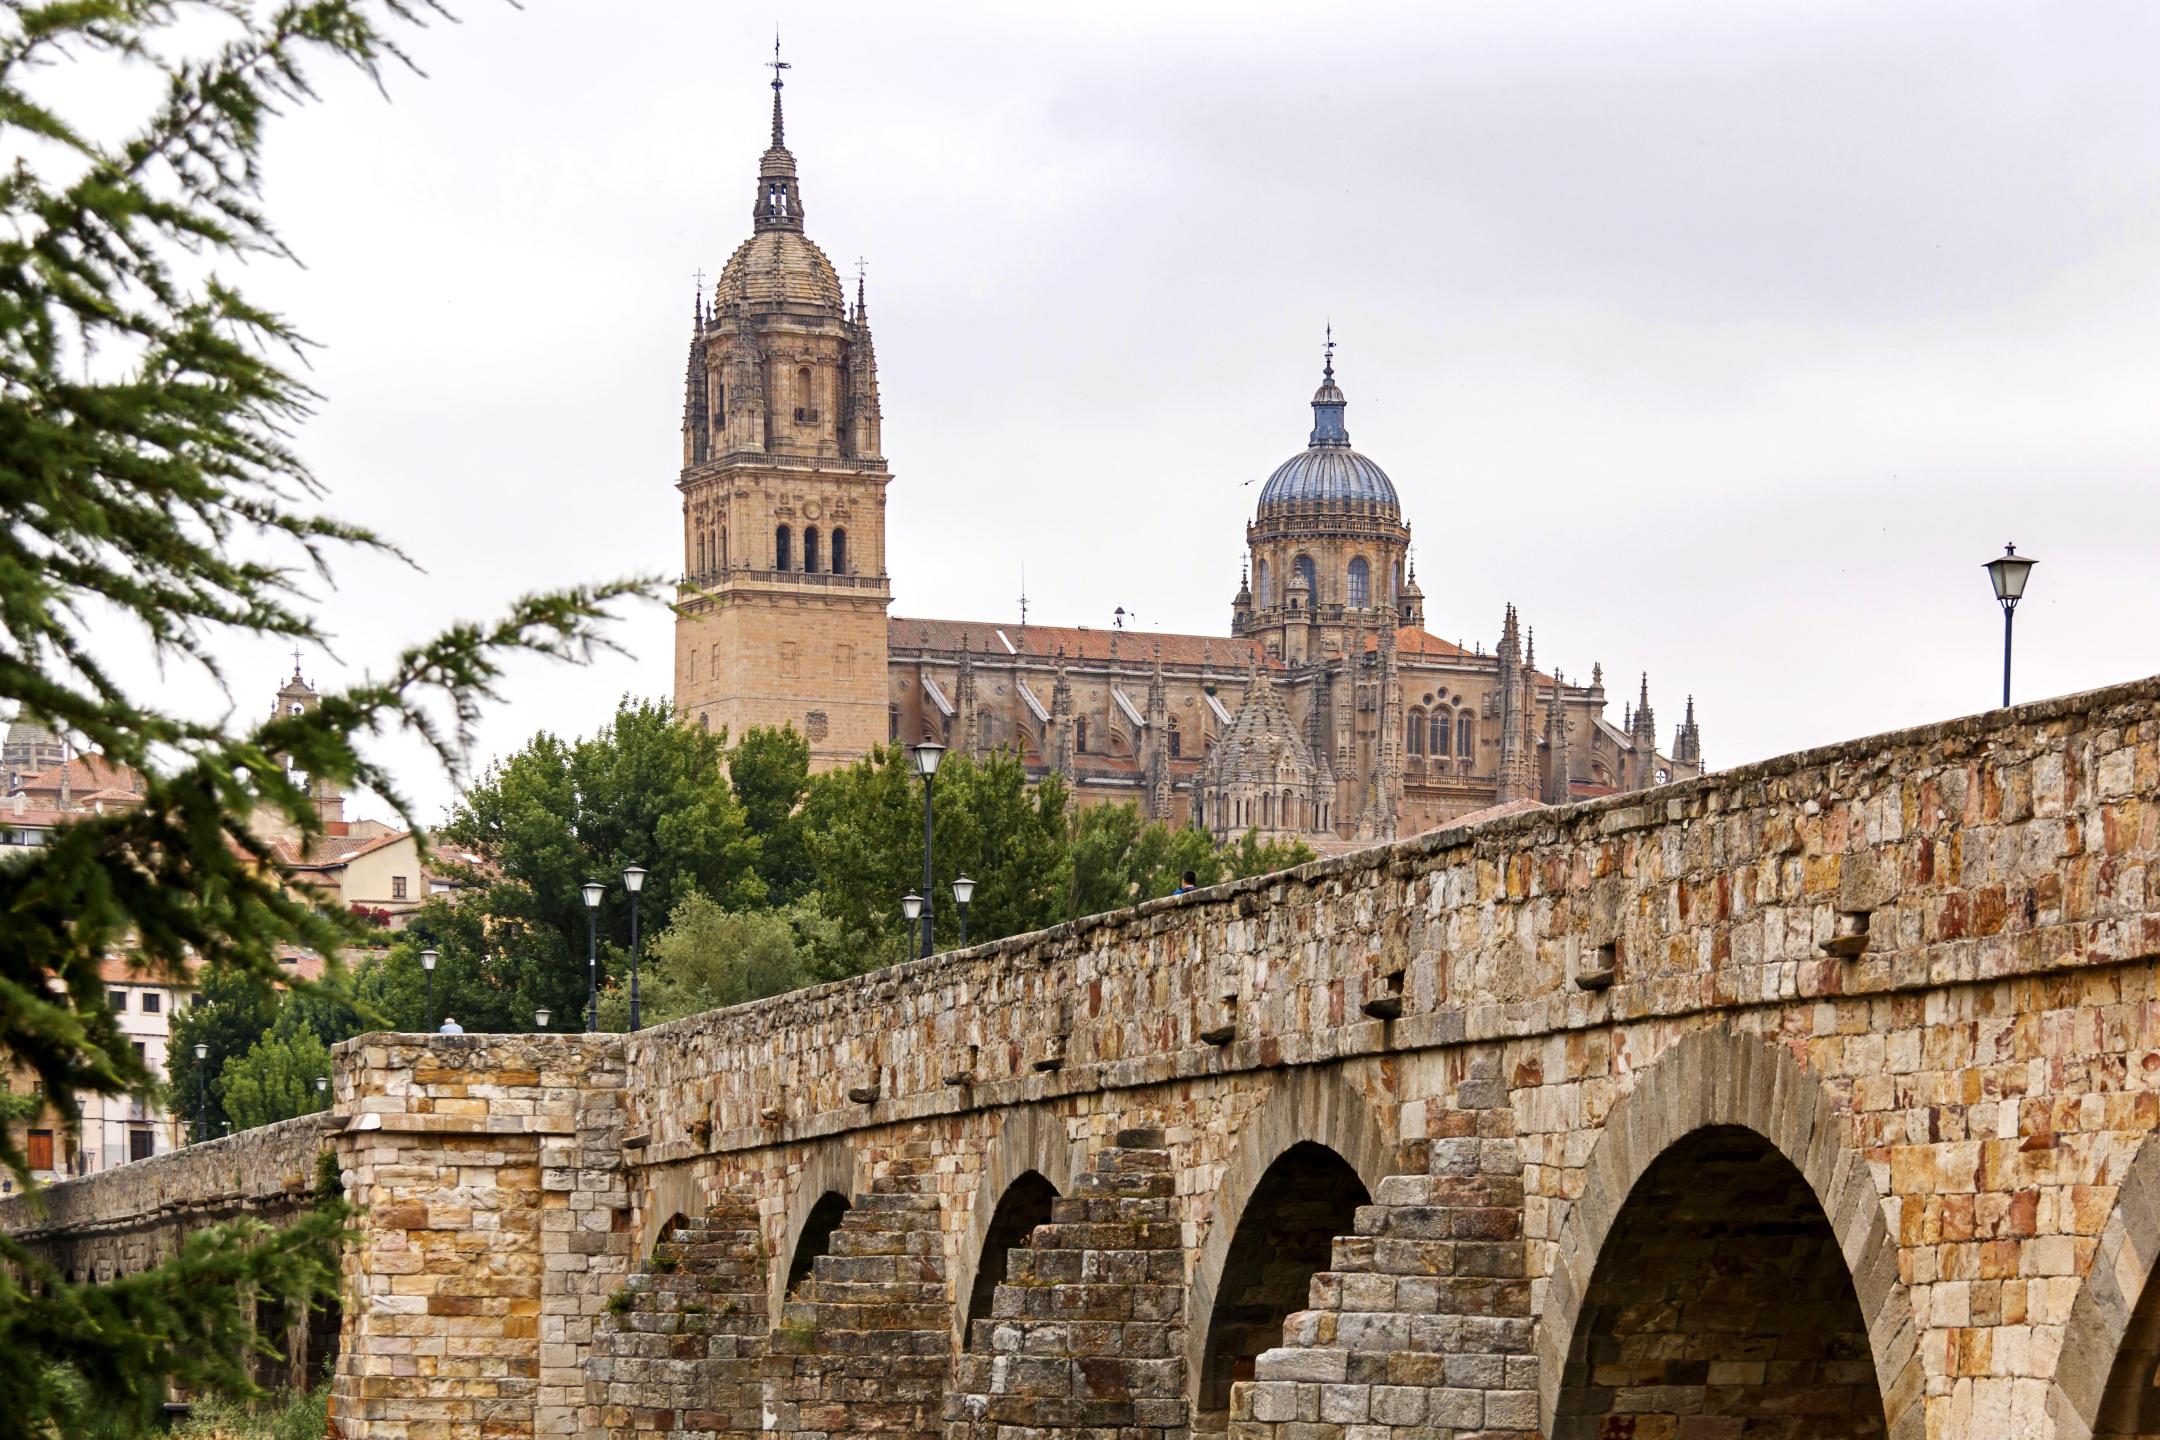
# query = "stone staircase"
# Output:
<box><xmin>947</xmin><ymin>1127</ymin><xmax>1188</xmax><ymax>1440</ymax></box>
<box><xmin>585</xmin><ymin>1199</ymin><xmax>770</xmax><ymax>1440</ymax></box>
<box><xmin>766</xmin><ymin>1159</ymin><xmax>954</xmax><ymax>1440</ymax></box>
<box><xmin>1227</xmin><ymin>1080</ymin><xmax>1540</xmax><ymax>1440</ymax></box>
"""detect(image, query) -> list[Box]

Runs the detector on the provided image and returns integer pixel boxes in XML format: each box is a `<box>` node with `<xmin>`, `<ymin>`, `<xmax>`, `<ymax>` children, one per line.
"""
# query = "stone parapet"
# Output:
<box><xmin>0</xmin><ymin>1110</ymin><xmax>335</xmax><ymax>1279</ymax></box>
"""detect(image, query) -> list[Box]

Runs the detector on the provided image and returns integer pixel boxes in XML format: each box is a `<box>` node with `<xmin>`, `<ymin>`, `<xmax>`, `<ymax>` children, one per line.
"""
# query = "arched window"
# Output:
<box><xmin>1347</xmin><ymin>557</ymin><xmax>1370</xmax><ymax>607</ymax></box>
<box><xmin>889</xmin><ymin>704</ymin><xmax>899</xmax><ymax>740</ymax></box>
<box><xmin>695</xmin><ymin>532</ymin><xmax>706</xmax><ymax>572</ymax></box>
<box><xmin>1294</xmin><ymin>554</ymin><xmax>1317</xmax><ymax>601</ymax></box>
<box><xmin>1262</xmin><ymin>791</ymin><xmax>1274</xmax><ymax>828</ymax></box>
<box><xmin>830</xmin><ymin>527</ymin><xmax>847</xmax><ymax>574</ymax></box>
<box><xmin>1076</xmin><ymin>717</ymin><xmax>1088</xmax><ymax>754</ymax></box>
<box><xmin>1256</xmin><ymin>560</ymin><xmax>1272</xmax><ymax>606</ymax></box>
<box><xmin>1456</xmin><ymin>711</ymin><xmax>1474</xmax><ymax>758</ymax></box>
<box><xmin>1168</xmin><ymin>717</ymin><xmax>1182</xmax><ymax>758</ymax></box>
<box><xmin>803</xmin><ymin>526</ymin><xmax>820</xmax><ymax>574</ymax></box>
<box><xmin>775</xmin><ymin>524</ymin><xmax>792</xmax><ymax>572</ymax></box>
<box><xmin>1407</xmin><ymin>709</ymin><xmax>1425</xmax><ymax>755</ymax></box>
<box><xmin>1432</xmin><ymin>711</ymin><xmax>1450</xmax><ymax>757</ymax></box>
<box><xmin>1281</xmin><ymin>788</ymin><xmax>1295</xmax><ymax>828</ymax></box>
<box><xmin>719</xmin><ymin>526</ymin><xmax>727</xmax><ymax>568</ymax></box>
<box><xmin>796</xmin><ymin>366</ymin><xmax>814</xmax><ymax>422</ymax></box>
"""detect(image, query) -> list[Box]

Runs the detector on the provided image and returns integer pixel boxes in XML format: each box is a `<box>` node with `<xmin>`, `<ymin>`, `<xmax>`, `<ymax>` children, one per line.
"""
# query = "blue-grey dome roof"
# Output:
<box><xmin>1255</xmin><ymin>348</ymin><xmax>1400</xmax><ymax>515</ymax></box>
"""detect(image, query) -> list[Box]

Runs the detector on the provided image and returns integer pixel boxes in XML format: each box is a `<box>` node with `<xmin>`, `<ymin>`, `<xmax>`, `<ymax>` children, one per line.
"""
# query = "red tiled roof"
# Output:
<box><xmin>891</xmin><ymin>617</ymin><xmax>1279</xmax><ymax>672</ymax></box>
<box><xmin>11</xmin><ymin>753</ymin><xmax>144</xmax><ymax>797</ymax></box>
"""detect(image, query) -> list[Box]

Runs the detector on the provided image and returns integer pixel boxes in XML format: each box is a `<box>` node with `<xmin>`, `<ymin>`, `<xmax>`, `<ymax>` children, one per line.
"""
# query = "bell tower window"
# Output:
<box><xmin>803</xmin><ymin>526</ymin><xmax>820</xmax><ymax>574</ymax></box>
<box><xmin>830</xmin><ymin>527</ymin><xmax>848</xmax><ymax>574</ymax></box>
<box><xmin>775</xmin><ymin>524</ymin><xmax>792</xmax><ymax>572</ymax></box>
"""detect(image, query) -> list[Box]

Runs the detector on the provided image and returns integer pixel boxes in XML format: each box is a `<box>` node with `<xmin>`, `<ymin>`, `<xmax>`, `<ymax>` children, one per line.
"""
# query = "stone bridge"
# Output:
<box><xmin>14</xmin><ymin>676</ymin><xmax>2160</xmax><ymax>1440</ymax></box>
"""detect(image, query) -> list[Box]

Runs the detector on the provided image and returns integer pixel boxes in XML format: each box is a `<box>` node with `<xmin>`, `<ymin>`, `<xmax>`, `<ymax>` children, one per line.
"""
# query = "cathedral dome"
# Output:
<box><xmin>714</xmin><ymin>230</ymin><xmax>846</xmax><ymax>311</ymax></box>
<box><xmin>1255</xmin><ymin>343</ymin><xmax>1400</xmax><ymax>517</ymax></box>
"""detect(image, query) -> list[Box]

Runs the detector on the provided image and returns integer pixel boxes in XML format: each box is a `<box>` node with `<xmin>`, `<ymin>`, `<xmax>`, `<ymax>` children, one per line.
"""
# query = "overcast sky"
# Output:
<box><xmin>127</xmin><ymin>0</ymin><xmax>2160</xmax><ymax>821</ymax></box>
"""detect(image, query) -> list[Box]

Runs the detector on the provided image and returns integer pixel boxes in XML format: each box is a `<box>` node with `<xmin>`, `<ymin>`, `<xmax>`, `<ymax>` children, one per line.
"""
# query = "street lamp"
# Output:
<box><xmin>419</xmin><ymin>948</ymin><xmax>439</xmax><ymax>1032</ymax></box>
<box><xmin>534</xmin><ymin>1006</ymin><xmax>551</xmax><ymax>1031</ymax></box>
<box><xmin>952</xmin><ymin>874</ymin><xmax>976</xmax><ymax>949</ymax></box>
<box><xmin>581</xmin><ymin>880</ymin><xmax>606</xmax><ymax>1033</ymax></box>
<box><xmin>622</xmin><ymin>864</ymin><xmax>648</xmax><ymax>1032</ymax></box>
<box><xmin>910</xmin><ymin>742</ymin><xmax>945</xmax><ymax>959</ymax></box>
<box><xmin>1984</xmin><ymin>543</ymin><xmax>2037</xmax><ymax>709</ymax></box>
<box><xmin>314</xmin><ymin>1075</ymin><xmax>328</xmax><ymax>1108</ymax></box>
<box><xmin>900</xmin><ymin>891</ymin><xmax>923</xmax><ymax>952</ymax></box>
<box><xmin>191</xmin><ymin>1042</ymin><xmax>208</xmax><ymax>1144</ymax></box>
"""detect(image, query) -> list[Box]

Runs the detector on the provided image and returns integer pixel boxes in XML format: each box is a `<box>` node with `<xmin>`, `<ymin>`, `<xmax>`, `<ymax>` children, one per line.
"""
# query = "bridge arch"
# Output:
<box><xmin>769</xmin><ymin>1140</ymin><xmax>864</xmax><ymax>1323</ymax></box>
<box><xmin>950</xmin><ymin>1105</ymin><xmax>1078</xmax><ymax>1352</ymax></box>
<box><xmin>1186</xmin><ymin>1066</ymin><xmax>1400</xmax><ymax>1422</ymax></box>
<box><xmin>1541</xmin><ymin>1025</ymin><xmax>1923</xmax><ymax>1440</ymax></box>
<box><xmin>2049</xmin><ymin>1125</ymin><xmax>2160</xmax><ymax>1439</ymax></box>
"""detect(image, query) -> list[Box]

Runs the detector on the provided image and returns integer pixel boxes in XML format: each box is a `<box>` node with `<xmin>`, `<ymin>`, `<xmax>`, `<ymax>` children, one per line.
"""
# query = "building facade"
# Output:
<box><xmin>672</xmin><ymin>62</ymin><xmax>1703</xmax><ymax>850</ymax></box>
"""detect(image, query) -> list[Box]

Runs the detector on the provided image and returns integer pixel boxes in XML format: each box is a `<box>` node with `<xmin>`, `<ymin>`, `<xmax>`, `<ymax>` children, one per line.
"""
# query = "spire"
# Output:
<box><xmin>752</xmin><ymin>38</ymin><xmax>804</xmax><ymax>234</ymax></box>
<box><xmin>767</xmin><ymin>30</ymin><xmax>789</xmax><ymax>148</ymax></box>
<box><xmin>1308</xmin><ymin>324</ymin><xmax>1351</xmax><ymax>447</ymax></box>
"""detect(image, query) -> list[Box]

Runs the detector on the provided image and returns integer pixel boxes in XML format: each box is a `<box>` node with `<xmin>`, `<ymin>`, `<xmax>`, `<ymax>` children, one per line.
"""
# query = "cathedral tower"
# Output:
<box><xmin>673</xmin><ymin>49</ymin><xmax>892</xmax><ymax>765</ymax></box>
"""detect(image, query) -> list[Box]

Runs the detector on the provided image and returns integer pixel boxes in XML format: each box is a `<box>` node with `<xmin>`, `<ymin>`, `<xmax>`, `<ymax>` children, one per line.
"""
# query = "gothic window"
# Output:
<box><xmin>1169</xmin><ymin>717</ymin><xmax>1182</xmax><ymax>758</ymax></box>
<box><xmin>1407</xmin><ymin>708</ymin><xmax>1425</xmax><ymax>755</ymax></box>
<box><xmin>1281</xmin><ymin>788</ymin><xmax>1295</xmax><ymax>828</ymax></box>
<box><xmin>1076</xmin><ymin>717</ymin><xmax>1088</xmax><ymax>754</ymax></box>
<box><xmin>830</xmin><ymin>527</ymin><xmax>847</xmax><ymax>574</ymax></box>
<box><xmin>1294</xmin><ymin>554</ymin><xmax>1317</xmax><ymax>601</ymax></box>
<box><xmin>1256</xmin><ymin>559</ymin><xmax>1272</xmax><ymax>606</ymax></box>
<box><xmin>804</xmin><ymin>526</ymin><xmax>821</xmax><ymax>574</ymax></box>
<box><xmin>1456</xmin><ymin>712</ymin><xmax>1474</xmax><ymax>758</ymax></box>
<box><xmin>719</xmin><ymin>526</ymin><xmax>727</xmax><ymax>567</ymax></box>
<box><xmin>1432</xmin><ymin>710</ymin><xmax>1450</xmax><ymax>756</ymax></box>
<box><xmin>794</xmin><ymin>366</ymin><xmax>817</xmax><ymax>423</ymax></box>
<box><xmin>1263</xmin><ymin>791</ymin><xmax>1275</xmax><ymax>828</ymax></box>
<box><xmin>1348</xmin><ymin>557</ymin><xmax>1371</xmax><ymax>607</ymax></box>
<box><xmin>775</xmin><ymin>524</ymin><xmax>792</xmax><ymax>572</ymax></box>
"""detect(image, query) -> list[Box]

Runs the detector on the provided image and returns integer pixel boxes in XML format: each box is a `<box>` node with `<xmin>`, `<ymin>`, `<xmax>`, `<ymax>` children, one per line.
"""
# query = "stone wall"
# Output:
<box><xmin>328</xmin><ymin>1033</ymin><xmax>631</xmax><ymax>1440</ymax></box>
<box><xmin>0</xmin><ymin>1110</ymin><xmax>336</xmax><ymax>1281</ymax></box>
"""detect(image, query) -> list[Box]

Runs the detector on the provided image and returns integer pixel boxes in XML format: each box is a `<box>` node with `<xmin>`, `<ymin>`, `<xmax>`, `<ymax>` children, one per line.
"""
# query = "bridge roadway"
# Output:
<box><xmin>11</xmin><ymin>675</ymin><xmax>2160</xmax><ymax>1440</ymax></box>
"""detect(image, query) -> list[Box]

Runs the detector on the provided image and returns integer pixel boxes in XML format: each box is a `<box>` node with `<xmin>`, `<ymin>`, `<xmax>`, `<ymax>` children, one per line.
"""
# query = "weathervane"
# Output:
<box><xmin>766</xmin><ymin>30</ymin><xmax>790</xmax><ymax>91</ymax></box>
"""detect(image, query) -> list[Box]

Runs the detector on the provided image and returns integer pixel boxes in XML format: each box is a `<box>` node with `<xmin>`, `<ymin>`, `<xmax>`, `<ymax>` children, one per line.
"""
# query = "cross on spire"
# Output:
<box><xmin>1323</xmin><ymin>320</ymin><xmax>1335</xmax><ymax>379</ymax></box>
<box><xmin>765</xmin><ymin>30</ymin><xmax>791</xmax><ymax>146</ymax></box>
<box><xmin>290</xmin><ymin>645</ymin><xmax>304</xmax><ymax>678</ymax></box>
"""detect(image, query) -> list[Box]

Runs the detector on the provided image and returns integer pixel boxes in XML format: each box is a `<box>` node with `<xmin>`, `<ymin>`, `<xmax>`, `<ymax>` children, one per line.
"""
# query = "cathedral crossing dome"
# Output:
<box><xmin>1255</xmin><ymin>336</ymin><xmax>1400</xmax><ymax>517</ymax></box>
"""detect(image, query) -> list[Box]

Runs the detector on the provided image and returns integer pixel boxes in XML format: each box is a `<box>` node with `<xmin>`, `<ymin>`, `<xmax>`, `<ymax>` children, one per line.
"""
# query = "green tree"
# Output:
<box><xmin>440</xmin><ymin>697</ymin><xmax>760</xmax><ymax>1023</ymax></box>
<box><xmin>0</xmin><ymin>4</ymin><xmax>641</xmax><ymax>1429</ymax></box>
<box><xmin>595</xmin><ymin>891</ymin><xmax>837</xmax><ymax>1028</ymax></box>
<box><xmin>220</xmin><ymin>1010</ymin><xmax>333</xmax><ymax>1131</ymax></box>
<box><xmin>799</xmin><ymin>745</ymin><xmax>1070</xmax><ymax>971</ymax></box>
<box><xmin>729</xmin><ymin>724</ymin><xmax>813</xmax><ymax>902</ymax></box>
<box><xmin>167</xmin><ymin>970</ymin><xmax>279</xmax><ymax>1140</ymax></box>
<box><xmin>1221</xmin><ymin>829</ymin><xmax>1318</xmax><ymax>879</ymax></box>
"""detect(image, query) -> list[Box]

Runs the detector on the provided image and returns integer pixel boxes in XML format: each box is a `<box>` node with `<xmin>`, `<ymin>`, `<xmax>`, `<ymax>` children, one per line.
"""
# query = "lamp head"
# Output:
<box><xmin>193</xmin><ymin>1043</ymin><xmax>208</xmax><ymax>1061</ymax></box>
<box><xmin>315</xmin><ymin>1075</ymin><xmax>328</xmax><ymax>1093</ymax></box>
<box><xmin>911</xmin><ymin>741</ymin><xmax>946</xmax><ymax>778</ymax></box>
<box><xmin>580</xmin><ymin>880</ymin><xmax>606</xmax><ymax>910</ymax></box>
<box><xmin>900</xmin><ymin>891</ymin><xmax>923</xmax><ymax>922</ymax></box>
<box><xmin>534</xmin><ymin>1007</ymin><xmax>551</xmax><ymax>1029</ymax></box>
<box><xmin>1985</xmin><ymin>543</ymin><xmax>2036</xmax><ymax>608</ymax></box>
<box><xmin>951</xmin><ymin>874</ymin><xmax>976</xmax><ymax>906</ymax></box>
<box><xmin>621</xmin><ymin>863</ymin><xmax>648</xmax><ymax>894</ymax></box>
<box><xmin>420</xmin><ymin>948</ymin><xmax>438</xmax><ymax>972</ymax></box>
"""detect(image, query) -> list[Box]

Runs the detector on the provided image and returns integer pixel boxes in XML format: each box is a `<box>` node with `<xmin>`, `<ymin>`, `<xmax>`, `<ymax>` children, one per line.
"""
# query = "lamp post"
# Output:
<box><xmin>900</xmin><ymin>891</ymin><xmax>922</xmax><ymax>954</ymax></box>
<box><xmin>952</xmin><ymin>874</ymin><xmax>976</xmax><ymax>949</ymax></box>
<box><xmin>534</xmin><ymin>1006</ymin><xmax>551</xmax><ymax>1031</ymax></box>
<box><xmin>314</xmin><ymin>1075</ymin><xmax>328</xmax><ymax>1110</ymax></box>
<box><xmin>1984</xmin><ymin>544</ymin><xmax>2037</xmax><ymax>709</ymax></box>
<box><xmin>910</xmin><ymin>742</ymin><xmax>945</xmax><ymax>959</ymax></box>
<box><xmin>191</xmin><ymin>1042</ymin><xmax>208</xmax><ymax>1144</ymax></box>
<box><xmin>420</xmin><ymin>948</ymin><xmax>439</xmax><ymax>1032</ymax></box>
<box><xmin>581</xmin><ymin>879</ymin><xmax>605</xmax><ymax>1032</ymax></box>
<box><xmin>622</xmin><ymin>864</ymin><xmax>648</xmax><ymax>1032</ymax></box>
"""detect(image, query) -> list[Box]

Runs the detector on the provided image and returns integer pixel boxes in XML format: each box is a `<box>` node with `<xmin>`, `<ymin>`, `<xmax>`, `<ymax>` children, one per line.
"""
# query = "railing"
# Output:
<box><xmin>678</xmin><ymin>569</ymin><xmax>888</xmax><ymax>593</ymax></box>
